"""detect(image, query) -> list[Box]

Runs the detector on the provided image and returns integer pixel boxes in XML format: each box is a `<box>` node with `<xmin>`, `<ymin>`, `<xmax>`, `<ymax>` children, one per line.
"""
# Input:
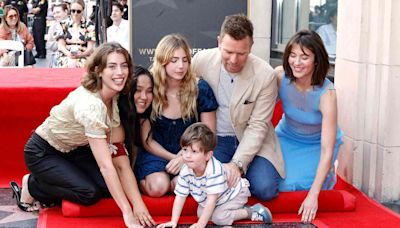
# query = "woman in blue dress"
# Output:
<box><xmin>135</xmin><ymin>34</ymin><xmax>218</xmax><ymax>197</ymax></box>
<box><xmin>274</xmin><ymin>30</ymin><xmax>343</xmax><ymax>223</ymax></box>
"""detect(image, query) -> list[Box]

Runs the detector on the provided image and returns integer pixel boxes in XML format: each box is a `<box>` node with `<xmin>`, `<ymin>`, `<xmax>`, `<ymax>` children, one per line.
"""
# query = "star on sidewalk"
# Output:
<box><xmin>0</xmin><ymin>205</ymin><xmax>38</xmax><ymax>224</ymax></box>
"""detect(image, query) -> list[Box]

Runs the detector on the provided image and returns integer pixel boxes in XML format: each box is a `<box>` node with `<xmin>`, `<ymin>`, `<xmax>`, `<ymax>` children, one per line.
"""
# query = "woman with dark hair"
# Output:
<box><xmin>10</xmin><ymin>43</ymin><xmax>152</xmax><ymax>228</ymax></box>
<box><xmin>118</xmin><ymin>66</ymin><xmax>154</xmax><ymax>157</ymax></box>
<box><xmin>274</xmin><ymin>29</ymin><xmax>343</xmax><ymax>223</ymax></box>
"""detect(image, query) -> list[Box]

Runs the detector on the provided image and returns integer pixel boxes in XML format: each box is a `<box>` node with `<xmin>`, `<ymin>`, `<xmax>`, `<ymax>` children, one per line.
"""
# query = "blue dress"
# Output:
<box><xmin>135</xmin><ymin>79</ymin><xmax>218</xmax><ymax>180</ymax></box>
<box><xmin>276</xmin><ymin>74</ymin><xmax>343</xmax><ymax>191</ymax></box>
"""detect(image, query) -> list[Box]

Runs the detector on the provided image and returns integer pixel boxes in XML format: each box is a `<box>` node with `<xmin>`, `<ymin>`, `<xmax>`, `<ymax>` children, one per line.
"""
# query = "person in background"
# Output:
<box><xmin>157</xmin><ymin>123</ymin><xmax>272</xmax><ymax>228</ymax></box>
<box><xmin>0</xmin><ymin>4</ymin><xmax>34</xmax><ymax>66</ymax></box>
<box><xmin>107</xmin><ymin>2</ymin><xmax>128</xmax><ymax>50</ymax></box>
<box><xmin>31</xmin><ymin>0</ymin><xmax>47</xmax><ymax>59</ymax></box>
<box><xmin>135</xmin><ymin>33</ymin><xmax>218</xmax><ymax>197</ymax></box>
<box><xmin>274</xmin><ymin>29</ymin><xmax>343</xmax><ymax>223</ymax></box>
<box><xmin>57</xmin><ymin>0</ymin><xmax>95</xmax><ymax>68</ymax></box>
<box><xmin>316</xmin><ymin>9</ymin><xmax>337</xmax><ymax>57</ymax></box>
<box><xmin>46</xmin><ymin>2</ymin><xmax>68</xmax><ymax>67</ymax></box>
<box><xmin>119</xmin><ymin>0</ymin><xmax>127</xmax><ymax>20</ymax></box>
<box><xmin>192</xmin><ymin>14</ymin><xmax>285</xmax><ymax>201</ymax></box>
<box><xmin>4</xmin><ymin>0</ymin><xmax>28</xmax><ymax>25</ymax></box>
<box><xmin>0</xmin><ymin>1</ymin><xmax>5</xmax><ymax>23</ymax></box>
<box><xmin>10</xmin><ymin>42</ymin><xmax>152</xmax><ymax>228</ymax></box>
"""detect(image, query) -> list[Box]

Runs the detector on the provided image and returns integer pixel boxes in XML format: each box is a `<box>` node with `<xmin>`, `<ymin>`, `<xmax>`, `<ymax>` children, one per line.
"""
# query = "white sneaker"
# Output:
<box><xmin>250</xmin><ymin>203</ymin><xmax>272</xmax><ymax>223</ymax></box>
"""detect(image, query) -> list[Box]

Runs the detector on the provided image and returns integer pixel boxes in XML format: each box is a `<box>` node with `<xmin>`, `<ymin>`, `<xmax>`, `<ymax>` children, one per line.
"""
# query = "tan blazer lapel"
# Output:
<box><xmin>206</xmin><ymin>60</ymin><xmax>221</xmax><ymax>94</ymax></box>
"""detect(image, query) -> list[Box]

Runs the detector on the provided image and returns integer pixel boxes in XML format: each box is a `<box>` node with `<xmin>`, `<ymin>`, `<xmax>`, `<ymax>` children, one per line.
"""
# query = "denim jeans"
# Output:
<box><xmin>214</xmin><ymin>135</ymin><xmax>282</xmax><ymax>201</ymax></box>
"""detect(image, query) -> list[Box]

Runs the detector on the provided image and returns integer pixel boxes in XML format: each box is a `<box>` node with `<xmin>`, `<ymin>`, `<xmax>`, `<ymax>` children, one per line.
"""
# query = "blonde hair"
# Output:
<box><xmin>150</xmin><ymin>34</ymin><xmax>198</xmax><ymax>122</ymax></box>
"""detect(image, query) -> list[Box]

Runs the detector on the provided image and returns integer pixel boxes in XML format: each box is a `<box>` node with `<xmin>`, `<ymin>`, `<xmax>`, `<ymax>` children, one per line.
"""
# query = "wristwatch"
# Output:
<box><xmin>231</xmin><ymin>159</ymin><xmax>244</xmax><ymax>174</ymax></box>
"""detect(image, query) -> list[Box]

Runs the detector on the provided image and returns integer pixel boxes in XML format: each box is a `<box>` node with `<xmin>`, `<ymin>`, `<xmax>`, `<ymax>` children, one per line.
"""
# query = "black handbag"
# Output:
<box><xmin>24</xmin><ymin>50</ymin><xmax>36</xmax><ymax>66</ymax></box>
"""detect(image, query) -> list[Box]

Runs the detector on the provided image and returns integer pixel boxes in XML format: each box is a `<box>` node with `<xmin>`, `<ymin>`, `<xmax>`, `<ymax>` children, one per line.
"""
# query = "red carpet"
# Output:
<box><xmin>37</xmin><ymin>177</ymin><xmax>400</xmax><ymax>227</ymax></box>
<box><xmin>1</xmin><ymin>68</ymin><xmax>399</xmax><ymax>227</ymax></box>
<box><xmin>0</xmin><ymin>68</ymin><xmax>83</xmax><ymax>188</ymax></box>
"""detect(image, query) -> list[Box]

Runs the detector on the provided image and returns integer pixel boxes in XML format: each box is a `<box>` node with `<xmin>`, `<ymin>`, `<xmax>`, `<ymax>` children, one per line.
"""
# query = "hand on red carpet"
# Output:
<box><xmin>224</xmin><ymin>162</ymin><xmax>241</xmax><ymax>188</ymax></box>
<box><xmin>123</xmin><ymin>210</ymin><xmax>143</xmax><ymax>228</ymax></box>
<box><xmin>298</xmin><ymin>192</ymin><xmax>318</xmax><ymax>223</ymax></box>
<box><xmin>134</xmin><ymin>201</ymin><xmax>155</xmax><ymax>227</ymax></box>
<box><xmin>189</xmin><ymin>222</ymin><xmax>206</xmax><ymax>228</ymax></box>
<box><xmin>156</xmin><ymin>221</ymin><xmax>177</xmax><ymax>228</ymax></box>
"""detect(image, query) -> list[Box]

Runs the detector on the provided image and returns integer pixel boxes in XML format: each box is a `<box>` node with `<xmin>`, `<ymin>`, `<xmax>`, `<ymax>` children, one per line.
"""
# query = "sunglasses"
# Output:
<box><xmin>71</xmin><ymin>9</ymin><xmax>82</xmax><ymax>14</ymax></box>
<box><xmin>7</xmin><ymin>14</ymin><xmax>18</xmax><ymax>19</ymax></box>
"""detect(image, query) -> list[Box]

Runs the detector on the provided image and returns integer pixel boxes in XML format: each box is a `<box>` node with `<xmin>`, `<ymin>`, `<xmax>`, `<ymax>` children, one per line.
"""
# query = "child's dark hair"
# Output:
<box><xmin>180</xmin><ymin>123</ymin><xmax>216</xmax><ymax>152</ymax></box>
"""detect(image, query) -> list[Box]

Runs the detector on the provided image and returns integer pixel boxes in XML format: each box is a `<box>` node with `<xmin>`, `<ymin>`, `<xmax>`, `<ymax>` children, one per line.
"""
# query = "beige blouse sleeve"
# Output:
<box><xmin>74</xmin><ymin>96</ymin><xmax>108</xmax><ymax>139</ymax></box>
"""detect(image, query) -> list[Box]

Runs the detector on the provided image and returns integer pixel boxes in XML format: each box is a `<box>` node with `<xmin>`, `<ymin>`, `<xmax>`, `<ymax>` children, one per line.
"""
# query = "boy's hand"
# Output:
<box><xmin>166</xmin><ymin>155</ymin><xmax>184</xmax><ymax>175</ymax></box>
<box><xmin>156</xmin><ymin>221</ymin><xmax>177</xmax><ymax>228</ymax></box>
<box><xmin>189</xmin><ymin>222</ymin><xmax>207</xmax><ymax>228</ymax></box>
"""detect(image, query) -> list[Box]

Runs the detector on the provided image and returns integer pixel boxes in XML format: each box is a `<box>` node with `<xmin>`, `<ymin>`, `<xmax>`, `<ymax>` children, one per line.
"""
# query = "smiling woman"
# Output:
<box><xmin>56</xmin><ymin>0</ymin><xmax>95</xmax><ymax>68</ymax></box>
<box><xmin>10</xmin><ymin>42</ymin><xmax>153</xmax><ymax>228</ymax></box>
<box><xmin>0</xmin><ymin>5</ymin><xmax>35</xmax><ymax>66</ymax></box>
<box><xmin>274</xmin><ymin>29</ymin><xmax>343</xmax><ymax>223</ymax></box>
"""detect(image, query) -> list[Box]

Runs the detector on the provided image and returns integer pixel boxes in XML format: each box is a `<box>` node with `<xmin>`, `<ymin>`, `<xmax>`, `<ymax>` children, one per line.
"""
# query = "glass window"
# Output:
<box><xmin>271</xmin><ymin>0</ymin><xmax>338</xmax><ymax>62</ymax></box>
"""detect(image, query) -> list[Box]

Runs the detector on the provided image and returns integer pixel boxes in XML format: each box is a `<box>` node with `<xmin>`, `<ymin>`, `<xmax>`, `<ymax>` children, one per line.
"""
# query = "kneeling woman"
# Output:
<box><xmin>274</xmin><ymin>30</ymin><xmax>343</xmax><ymax>223</ymax></box>
<box><xmin>10</xmin><ymin>43</ymin><xmax>153</xmax><ymax>228</ymax></box>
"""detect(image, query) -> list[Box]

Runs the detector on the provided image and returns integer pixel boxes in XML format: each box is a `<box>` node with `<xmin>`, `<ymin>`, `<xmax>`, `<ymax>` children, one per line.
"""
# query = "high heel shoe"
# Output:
<box><xmin>9</xmin><ymin>181</ymin><xmax>39</xmax><ymax>212</ymax></box>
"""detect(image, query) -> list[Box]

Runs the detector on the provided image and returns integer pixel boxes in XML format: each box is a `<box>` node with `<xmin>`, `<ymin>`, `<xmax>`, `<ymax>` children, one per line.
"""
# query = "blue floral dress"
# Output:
<box><xmin>135</xmin><ymin>79</ymin><xmax>218</xmax><ymax>180</ymax></box>
<box><xmin>276</xmin><ymin>74</ymin><xmax>343</xmax><ymax>191</ymax></box>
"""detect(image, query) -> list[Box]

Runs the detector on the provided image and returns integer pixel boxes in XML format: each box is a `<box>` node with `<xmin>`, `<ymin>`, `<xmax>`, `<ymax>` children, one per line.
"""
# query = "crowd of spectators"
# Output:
<box><xmin>0</xmin><ymin>0</ymin><xmax>129</xmax><ymax>67</ymax></box>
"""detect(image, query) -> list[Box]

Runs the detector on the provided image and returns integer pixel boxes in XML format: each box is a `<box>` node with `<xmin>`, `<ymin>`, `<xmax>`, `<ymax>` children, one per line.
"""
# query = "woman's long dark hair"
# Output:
<box><xmin>118</xmin><ymin>66</ymin><xmax>154</xmax><ymax>159</ymax></box>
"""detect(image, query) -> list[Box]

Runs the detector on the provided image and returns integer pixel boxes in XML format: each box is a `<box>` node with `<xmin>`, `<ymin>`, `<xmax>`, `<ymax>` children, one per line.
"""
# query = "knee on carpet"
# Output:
<box><xmin>77</xmin><ymin>186</ymin><xmax>102</xmax><ymax>205</ymax></box>
<box><xmin>211</xmin><ymin>212</ymin><xmax>233</xmax><ymax>226</ymax></box>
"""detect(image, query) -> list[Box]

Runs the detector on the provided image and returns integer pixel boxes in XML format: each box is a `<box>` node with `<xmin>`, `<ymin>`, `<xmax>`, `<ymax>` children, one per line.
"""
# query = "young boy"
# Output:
<box><xmin>157</xmin><ymin>123</ymin><xmax>272</xmax><ymax>228</ymax></box>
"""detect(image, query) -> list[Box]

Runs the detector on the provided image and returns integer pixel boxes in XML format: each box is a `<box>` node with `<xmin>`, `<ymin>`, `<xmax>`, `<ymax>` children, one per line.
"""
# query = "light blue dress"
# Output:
<box><xmin>276</xmin><ymin>74</ymin><xmax>343</xmax><ymax>191</ymax></box>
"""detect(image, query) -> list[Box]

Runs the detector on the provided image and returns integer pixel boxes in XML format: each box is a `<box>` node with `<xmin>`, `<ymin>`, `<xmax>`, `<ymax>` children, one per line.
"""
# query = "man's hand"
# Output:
<box><xmin>223</xmin><ymin>162</ymin><xmax>241</xmax><ymax>188</ymax></box>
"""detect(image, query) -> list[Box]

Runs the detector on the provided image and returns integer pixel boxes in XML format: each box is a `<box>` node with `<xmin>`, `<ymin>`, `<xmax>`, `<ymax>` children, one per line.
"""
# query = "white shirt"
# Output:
<box><xmin>107</xmin><ymin>19</ymin><xmax>129</xmax><ymax>50</ymax></box>
<box><xmin>317</xmin><ymin>23</ymin><xmax>336</xmax><ymax>57</ymax></box>
<box><xmin>175</xmin><ymin>156</ymin><xmax>247</xmax><ymax>207</ymax></box>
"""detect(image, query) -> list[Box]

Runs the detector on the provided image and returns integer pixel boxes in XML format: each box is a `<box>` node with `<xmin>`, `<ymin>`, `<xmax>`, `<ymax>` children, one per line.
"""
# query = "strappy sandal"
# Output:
<box><xmin>9</xmin><ymin>181</ymin><xmax>40</xmax><ymax>212</ymax></box>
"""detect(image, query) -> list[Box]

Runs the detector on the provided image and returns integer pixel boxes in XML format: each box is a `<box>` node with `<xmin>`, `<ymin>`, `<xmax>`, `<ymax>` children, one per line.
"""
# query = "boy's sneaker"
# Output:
<box><xmin>250</xmin><ymin>203</ymin><xmax>272</xmax><ymax>223</ymax></box>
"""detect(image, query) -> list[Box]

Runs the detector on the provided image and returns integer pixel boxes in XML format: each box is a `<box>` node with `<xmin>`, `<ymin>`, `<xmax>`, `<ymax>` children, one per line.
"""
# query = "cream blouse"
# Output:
<box><xmin>36</xmin><ymin>86</ymin><xmax>120</xmax><ymax>152</ymax></box>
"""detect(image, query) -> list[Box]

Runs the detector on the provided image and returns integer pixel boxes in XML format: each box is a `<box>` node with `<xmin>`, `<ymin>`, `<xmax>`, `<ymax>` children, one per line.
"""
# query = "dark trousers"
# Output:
<box><xmin>32</xmin><ymin>18</ymin><xmax>46</xmax><ymax>57</ymax></box>
<box><xmin>24</xmin><ymin>133</ymin><xmax>110</xmax><ymax>206</ymax></box>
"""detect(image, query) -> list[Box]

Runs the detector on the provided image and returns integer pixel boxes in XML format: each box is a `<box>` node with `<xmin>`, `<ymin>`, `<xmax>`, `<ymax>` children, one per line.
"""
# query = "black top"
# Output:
<box><xmin>32</xmin><ymin>0</ymin><xmax>48</xmax><ymax>18</ymax></box>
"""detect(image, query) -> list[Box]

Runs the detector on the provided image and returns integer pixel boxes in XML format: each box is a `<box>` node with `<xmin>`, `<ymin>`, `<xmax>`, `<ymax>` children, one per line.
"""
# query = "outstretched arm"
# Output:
<box><xmin>190</xmin><ymin>194</ymin><xmax>218</xmax><ymax>228</ymax></box>
<box><xmin>88</xmin><ymin>137</ymin><xmax>139</xmax><ymax>228</ymax></box>
<box><xmin>113</xmin><ymin>155</ymin><xmax>155</xmax><ymax>226</ymax></box>
<box><xmin>299</xmin><ymin>89</ymin><xmax>338</xmax><ymax>223</ymax></box>
<box><xmin>157</xmin><ymin>196</ymin><xmax>187</xmax><ymax>228</ymax></box>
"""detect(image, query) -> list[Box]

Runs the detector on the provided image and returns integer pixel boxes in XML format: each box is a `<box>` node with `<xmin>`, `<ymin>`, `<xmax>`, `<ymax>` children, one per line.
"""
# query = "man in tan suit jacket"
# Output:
<box><xmin>192</xmin><ymin>14</ymin><xmax>285</xmax><ymax>201</ymax></box>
